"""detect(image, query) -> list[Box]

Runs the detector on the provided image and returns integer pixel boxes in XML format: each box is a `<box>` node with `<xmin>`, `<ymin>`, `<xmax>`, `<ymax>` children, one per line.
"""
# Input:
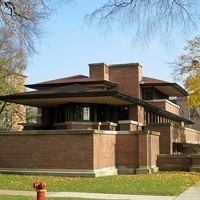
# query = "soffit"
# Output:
<box><xmin>8</xmin><ymin>96</ymin><xmax>131</xmax><ymax>108</ymax></box>
<box><xmin>141</xmin><ymin>84</ymin><xmax>188</xmax><ymax>97</ymax></box>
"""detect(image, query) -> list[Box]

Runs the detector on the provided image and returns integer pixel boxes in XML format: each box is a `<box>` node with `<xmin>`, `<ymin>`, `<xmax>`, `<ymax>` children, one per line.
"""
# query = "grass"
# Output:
<box><xmin>0</xmin><ymin>197</ymin><xmax>87</xmax><ymax>200</ymax></box>
<box><xmin>0</xmin><ymin>172</ymin><xmax>199</xmax><ymax>198</ymax></box>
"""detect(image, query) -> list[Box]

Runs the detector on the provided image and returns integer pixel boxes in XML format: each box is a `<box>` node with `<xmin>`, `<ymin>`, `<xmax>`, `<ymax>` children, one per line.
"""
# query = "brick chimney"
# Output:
<box><xmin>89</xmin><ymin>62</ymin><xmax>109</xmax><ymax>81</ymax></box>
<box><xmin>109</xmin><ymin>63</ymin><xmax>143</xmax><ymax>98</ymax></box>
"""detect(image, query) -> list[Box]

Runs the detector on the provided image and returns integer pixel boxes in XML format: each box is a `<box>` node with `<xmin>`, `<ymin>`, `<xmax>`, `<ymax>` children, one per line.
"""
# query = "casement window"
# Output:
<box><xmin>74</xmin><ymin>105</ymin><xmax>90</xmax><ymax>121</ymax></box>
<box><xmin>142</xmin><ymin>87</ymin><xmax>169</xmax><ymax>100</ymax></box>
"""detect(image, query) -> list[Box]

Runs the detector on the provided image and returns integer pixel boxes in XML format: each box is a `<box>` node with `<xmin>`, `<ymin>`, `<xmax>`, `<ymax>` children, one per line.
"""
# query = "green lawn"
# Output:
<box><xmin>0</xmin><ymin>197</ymin><xmax>87</xmax><ymax>200</ymax></box>
<box><xmin>0</xmin><ymin>172</ymin><xmax>199</xmax><ymax>198</ymax></box>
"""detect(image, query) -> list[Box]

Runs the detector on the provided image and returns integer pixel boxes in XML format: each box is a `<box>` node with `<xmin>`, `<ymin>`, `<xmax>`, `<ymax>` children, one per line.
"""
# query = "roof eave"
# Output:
<box><xmin>140</xmin><ymin>82</ymin><xmax>188</xmax><ymax>96</ymax></box>
<box><xmin>0</xmin><ymin>90</ymin><xmax>193</xmax><ymax>124</ymax></box>
<box><xmin>25</xmin><ymin>80</ymin><xmax>118</xmax><ymax>90</ymax></box>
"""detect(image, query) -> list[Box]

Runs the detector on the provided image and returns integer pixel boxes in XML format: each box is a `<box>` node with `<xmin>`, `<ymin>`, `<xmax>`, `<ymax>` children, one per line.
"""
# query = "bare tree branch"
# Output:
<box><xmin>86</xmin><ymin>0</ymin><xmax>200</xmax><ymax>45</ymax></box>
<box><xmin>0</xmin><ymin>0</ymin><xmax>72</xmax><ymax>55</ymax></box>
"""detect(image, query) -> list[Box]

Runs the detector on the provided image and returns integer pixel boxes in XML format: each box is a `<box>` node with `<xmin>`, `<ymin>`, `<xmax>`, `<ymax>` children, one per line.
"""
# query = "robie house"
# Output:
<box><xmin>0</xmin><ymin>62</ymin><xmax>199</xmax><ymax>177</ymax></box>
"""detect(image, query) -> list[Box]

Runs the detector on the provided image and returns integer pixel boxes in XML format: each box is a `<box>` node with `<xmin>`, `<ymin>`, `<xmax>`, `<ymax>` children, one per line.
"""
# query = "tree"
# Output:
<box><xmin>0</xmin><ymin>28</ymin><xmax>27</xmax><ymax>131</ymax></box>
<box><xmin>0</xmin><ymin>28</ymin><xmax>27</xmax><ymax>80</ymax></box>
<box><xmin>86</xmin><ymin>0</ymin><xmax>200</xmax><ymax>45</ymax></box>
<box><xmin>0</xmin><ymin>0</ymin><xmax>71</xmax><ymax>54</ymax></box>
<box><xmin>172</xmin><ymin>36</ymin><xmax>200</xmax><ymax>108</ymax></box>
<box><xmin>172</xmin><ymin>36</ymin><xmax>200</xmax><ymax>130</ymax></box>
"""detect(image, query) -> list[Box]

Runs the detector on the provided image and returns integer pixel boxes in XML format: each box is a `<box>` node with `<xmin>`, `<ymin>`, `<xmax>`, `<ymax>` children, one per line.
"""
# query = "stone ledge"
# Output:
<box><xmin>118</xmin><ymin>120</ymin><xmax>144</xmax><ymax>127</ymax></box>
<box><xmin>0</xmin><ymin>129</ymin><xmax>118</xmax><ymax>135</ymax></box>
<box><xmin>190</xmin><ymin>167</ymin><xmax>200</xmax><ymax>173</ymax></box>
<box><xmin>117</xmin><ymin>130</ymin><xmax>160</xmax><ymax>136</ymax></box>
<box><xmin>117</xmin><ymin>166</ymin><xmax>137</xmax><ymax>174</ymax></box>
<box><xmin>0</xmin><ymin>167</ymin><xmax>117</xmax><ymax>178</ymax></box>
<box><xmin>158</xmin><ymin>154</ymin><xmax>200</xmax><ymax>158</ymax></box>
<box><xmin>54</xmin><ymin>121</ymin><xmax>101</xmax><ymax>126</ymax></box>
<box><xmin>136</xmin><ymin>166</ymin><xmax>159</xmax><ymax>174</ymax></box>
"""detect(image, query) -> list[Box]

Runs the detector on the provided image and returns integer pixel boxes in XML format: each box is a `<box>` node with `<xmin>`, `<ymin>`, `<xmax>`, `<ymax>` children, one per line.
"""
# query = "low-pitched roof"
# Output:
<box><xmin>26</xmin><ymin>75</ymin><xmax>118</xmax><ymax>90</ymax></box>
<box><xmin>0</xmin><ymin>84</ymin><xmax>193</xmax><ymax>124</ymax></box>
<box><xmin>141</xmin><ymin>77</ymin><xmax>188</xmax><ymax>97</ymax></box>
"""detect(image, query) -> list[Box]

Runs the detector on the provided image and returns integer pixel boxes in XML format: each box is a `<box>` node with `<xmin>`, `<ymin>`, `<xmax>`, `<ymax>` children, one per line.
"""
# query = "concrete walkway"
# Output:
<box><xmin>0</xmin><ymin>182</ymin><xmax>199</xmax><ymax>199</ymax></box>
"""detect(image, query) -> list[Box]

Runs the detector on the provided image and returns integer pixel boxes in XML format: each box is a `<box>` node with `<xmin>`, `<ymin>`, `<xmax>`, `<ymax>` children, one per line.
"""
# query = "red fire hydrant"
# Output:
<box><xmin>33</xmin><ymin>182</ymin><xmax>47</xmax><ymax>200</ymax></box>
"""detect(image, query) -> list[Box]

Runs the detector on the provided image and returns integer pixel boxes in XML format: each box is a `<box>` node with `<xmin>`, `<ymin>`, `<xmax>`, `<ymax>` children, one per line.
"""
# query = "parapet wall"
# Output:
<box><xmin>145</xmin><ymin>123</ymin><xmax>200</xmax><ymax>154</ymax></box>
<box><xmin>0</xmin><ymin>130</ymin><xmax>117</xmax><ymax>177</ymax></box>
<box><xmin>157</xmin><ymin>154</ymin><xmax>200</xmax><ymax>172</ymax></box>
<box><xmin>0</xmin><ymin>129</ymin><xmax>160</xmax><ymax>177</ymax></box>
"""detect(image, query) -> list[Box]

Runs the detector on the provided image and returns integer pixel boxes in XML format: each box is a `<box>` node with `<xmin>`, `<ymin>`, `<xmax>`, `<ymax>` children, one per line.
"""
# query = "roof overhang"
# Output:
<box><xmin>5</xmin><ymin>96</ymin><xmax>131</xmax><ymax>107</ymax></box>
<box><xmin>0</xmin><ymin>91</ymin><xmax>131</xmax><ymax>108</ymax></box>
<box><xmin>26</xmin><ymin>80</ymin><xmax>118</xmax><ymax>90</ymax></box>
<box><xmin>140</xmin><ymin>83</ymin><xmax>188</xmax><ymax>97</ymax></box>
<box><xmin>0</xmin><ymin>90</ymin><xmax>193</xmax><ymax>125</ymax></box>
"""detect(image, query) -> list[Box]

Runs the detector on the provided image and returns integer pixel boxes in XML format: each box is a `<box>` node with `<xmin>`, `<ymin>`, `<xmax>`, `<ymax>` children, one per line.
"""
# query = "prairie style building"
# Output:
<box><xmin>0</xmin><ymin>62</ymin><xmax>199</xmax><ymax>176</ymax></box>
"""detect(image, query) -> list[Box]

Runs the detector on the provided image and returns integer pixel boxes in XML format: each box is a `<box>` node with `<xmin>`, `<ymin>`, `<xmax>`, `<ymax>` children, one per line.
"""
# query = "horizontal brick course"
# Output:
<box><xmin>0</xmin><ymin>133</ymin><xmax>94</xmax><ymax>170</ymax></box>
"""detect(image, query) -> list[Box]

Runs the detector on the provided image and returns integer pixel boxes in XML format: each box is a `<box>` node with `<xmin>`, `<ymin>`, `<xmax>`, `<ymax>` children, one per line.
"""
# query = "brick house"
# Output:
<box><xmin>0</xmin><ymin>62</ymin><xmax>199</xmax><ymax>176</ymax></box>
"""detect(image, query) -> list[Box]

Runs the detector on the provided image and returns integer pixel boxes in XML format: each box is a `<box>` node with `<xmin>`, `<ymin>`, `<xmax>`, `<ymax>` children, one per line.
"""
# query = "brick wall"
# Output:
<box><xmin>0</xmin><ymin>131</ymin><xmax>94</xmax><ymax>170</ymax></box>
<box><xmin>116</xmin><ymin>134</ymin><xmax>139</xmax><ymax>167</ymax></box>
<box><xmin>157</xmin><ymin>154</ymin><xmax>200</xmax><ymax>172</ymax></box>
<box><xmin>149</xmin><ymin>134</ymin><xmax>160</xmax><ymax>166</ymax></box>
<box><xmin>157</xmin><ymin>155</ymin><xmax>191</xmax><ymax>171</ymax></box>
<box><xmin>93</xmin><ymin>134</ymin><xmax>116</xmax><ymax>169</ymax></box>
<box><xmin>147</xmin><ymin>100</ymin><xmax>180</xmax><ymax>116</ymax></box>
<box><xmin>109</xmin><ymin>64</ymin><xmax>142</xmax><ymax>98</ymax></box>
<box><xmin>146</xmin><ymin>123</ymin><xmax>200</xmax><ymax>155</ymax></box>
<box><xmin>145</xmin><ymin>124</ymin><xmax>172</xmax><ymax>154</ymax></box>
<box><xmin>89</xmin><ymin>63</ymin><xmax>109</xmax><ymax>80</ymax></box>
<box><xmin>184</xmin><ymin>128</ymin><xmax>200</xmax><ymax>144</ymax></box>
<box><xmin>128</xmin><ymin>105</ymin><xmax>144</xmax><ymax>123</ymax></box>
<box><xmin>116</xmin><ymin>131</ymin><xmax>159</xmax><ymax>170</ymax></box>
<box><xmin>0</xmin><ymin>129</ymin><xmax>161</xmax><ymax>176</ymax></box>
<box><xmin>138</xmin><ymin>133</ymin><xmax>159</xmax><ymax>167</ymax></box>
<box><xmin>89</xmin><ymin>63</ymin><xmax>143</xmax><ymax>98</ymax></box>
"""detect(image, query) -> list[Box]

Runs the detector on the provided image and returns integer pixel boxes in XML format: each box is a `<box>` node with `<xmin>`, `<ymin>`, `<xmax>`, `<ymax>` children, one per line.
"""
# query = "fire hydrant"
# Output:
<box><xmin>33</xmin><ymin>182</ymin><xmax>47</xmax><ymax>200</ymax></box>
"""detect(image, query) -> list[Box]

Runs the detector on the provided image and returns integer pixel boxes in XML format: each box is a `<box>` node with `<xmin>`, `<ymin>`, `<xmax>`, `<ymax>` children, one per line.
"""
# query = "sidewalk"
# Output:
<box><xmin>0</xmin><ymin>182</ymin><xmax>199</xmax><ymax>199</ymax></box>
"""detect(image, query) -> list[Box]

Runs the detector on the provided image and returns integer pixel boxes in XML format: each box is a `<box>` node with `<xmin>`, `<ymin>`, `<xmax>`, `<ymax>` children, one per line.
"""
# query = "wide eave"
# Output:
<box><xmin>0</xmin><ymin>84</ymin><xmax>193</xmax><ymax>125</ymax></box>
<box><xmin>141</xmin><ymin>77</ymin><xmax>188</xmax><ymax>97</ymax></box>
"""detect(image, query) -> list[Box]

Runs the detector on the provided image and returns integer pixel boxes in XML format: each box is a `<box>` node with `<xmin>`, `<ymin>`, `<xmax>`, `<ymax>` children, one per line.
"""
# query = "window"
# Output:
<box><xmin>173</xmin><ymin>143</ymin><xmax>183</xmax><ymax>154</ymax></box>
<box><xmin>74</xmin><ymin>106</ymin><xmax>90</xmax><ymax>121</ymax></box>
<box><xmin>118</xmin><ymin>106</ymin><xmax>129</xmax><ymax>120</ymax></box>
<box><xmin>142</xmin><ymin>87</ymin><xmax>169</xmax><ymax>100</ymax></box>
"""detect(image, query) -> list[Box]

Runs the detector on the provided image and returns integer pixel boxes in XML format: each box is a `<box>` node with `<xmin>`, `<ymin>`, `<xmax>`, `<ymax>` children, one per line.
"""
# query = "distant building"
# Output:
<box><xmin>0</xmin><ymin>72</ymin><xmax>26</xmax><ymax>131</ymax></box>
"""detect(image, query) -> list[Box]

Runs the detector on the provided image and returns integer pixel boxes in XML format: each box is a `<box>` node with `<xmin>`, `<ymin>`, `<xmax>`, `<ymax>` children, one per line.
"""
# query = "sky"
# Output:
<box><xmin>26</xmin><ymin>1</ymin><xmax>199</xmax><ymax>86</ymax></box>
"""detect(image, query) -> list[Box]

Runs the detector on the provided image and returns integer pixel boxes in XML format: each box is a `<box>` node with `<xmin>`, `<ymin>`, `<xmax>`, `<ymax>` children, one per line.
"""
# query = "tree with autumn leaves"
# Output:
<box><xmin>172</xmin><ymin>36</ymin><xmax>200</xmax><ymax>130</ymax></box>
<box><xmin>172</xmin><ymin>36</ymin><xmax>200</xmax><ymax>108</ymax></box>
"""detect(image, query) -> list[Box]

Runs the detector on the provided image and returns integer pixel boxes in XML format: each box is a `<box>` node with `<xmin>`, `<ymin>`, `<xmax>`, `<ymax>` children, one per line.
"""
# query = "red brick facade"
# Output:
<box><xmin>0</xmin><ymin>62</ymin><xmax>199</xmax><ymax>176</ymax></box>
<box><xmin>0</xmin><ymin>130</ymin><xmax>160</xmax><ymax>176</ymax></box>
<box><xmin>157</xmin><ymin>154</ymin><xmax>200</xmax><ymax>172</ymax></box>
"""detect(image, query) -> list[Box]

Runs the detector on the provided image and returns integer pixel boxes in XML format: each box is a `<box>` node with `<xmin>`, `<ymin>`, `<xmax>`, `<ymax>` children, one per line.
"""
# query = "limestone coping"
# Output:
<box><xmin>54</xmin><ymin>121</ymin><xmax>101</xmax><ymax>126</ymax></box>
<box><xmin>101</xmin><ymin>122</ymin><xmax>117</xmax><ymax>126</ymax></box>
<box><xmin>146</xmin><ymin>99</ymin><xmax>180</xmax><ymax>109</ymax></box>
<box><xmin>0</xmin><ymin>129</ymin><xmax>160</xmax><ymax>136</ymax></box>
<box><xmin>158</xmin><ymin>154</ymin><xmax>200</xmax><ymax>158</ymax></box>
<box><xmin>54</xmin><ymin>121</ymin><xmax>117</xmax><ymax>127</ymax></box>
<box><xmin>117</xmin><ymin>130</ymin><xmax>160</xmax><ymax>136</ymax></box>
<box><xmin>19</xmin><ymin>123</ymin><xmax>43</xmax><ymax>127</ymax></box>
<box><xmin>0</xmin><ymin>129</ymin><xmax>117</xmax><ymax>135</ymax></box>
<box><xmin>118</xmin><ymin>120</ymin><xmax>144</xmax><ymax>126</ymax></box>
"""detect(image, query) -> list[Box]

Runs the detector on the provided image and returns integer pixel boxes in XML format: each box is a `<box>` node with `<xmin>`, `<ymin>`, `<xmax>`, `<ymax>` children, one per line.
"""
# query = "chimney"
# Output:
<box><xmin>109</xmin><ymin>63</ymin><xmax>143</xmax><ymax>98</ymax></box>
<box><xmin>89</xmin><ymin>62</ymin><xmax>109</xmax><ymax>81</ymax></box>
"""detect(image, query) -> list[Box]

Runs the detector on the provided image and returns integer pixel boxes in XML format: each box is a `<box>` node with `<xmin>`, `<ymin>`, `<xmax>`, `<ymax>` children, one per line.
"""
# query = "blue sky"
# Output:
<box><xmin>26</xmin><ymin>1</ymin><xmax>199</xmax><ymax>86</ymax></box>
